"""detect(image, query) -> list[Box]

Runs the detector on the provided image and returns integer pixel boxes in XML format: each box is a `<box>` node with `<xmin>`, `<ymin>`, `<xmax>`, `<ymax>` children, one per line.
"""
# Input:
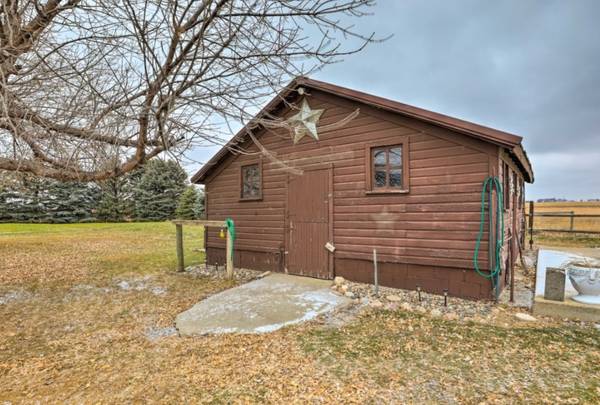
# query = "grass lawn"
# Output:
<box><xmin>1</xmin><ymin>223</ymin><xmax>599</xmax><ymax>403</ymax></box>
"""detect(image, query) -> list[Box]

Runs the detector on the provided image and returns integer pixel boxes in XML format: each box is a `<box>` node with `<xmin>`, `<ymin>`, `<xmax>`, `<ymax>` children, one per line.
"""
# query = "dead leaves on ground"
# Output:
<box><xmin>1</xmin><ymin>223</ymin><xmax>599</xmax><ymax>403</ymax></box>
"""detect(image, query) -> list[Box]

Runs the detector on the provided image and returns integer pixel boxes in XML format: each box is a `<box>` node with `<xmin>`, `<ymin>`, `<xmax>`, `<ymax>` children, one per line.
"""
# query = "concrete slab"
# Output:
<box><xmin>533</xmin><ymin>296</ymin><xmax>600</xmax><ymax>322</ymax></box>
<box><xmin>175</xmin><ymin>273</ymin><xmax>350</xmax><ymax>336</ymax></box>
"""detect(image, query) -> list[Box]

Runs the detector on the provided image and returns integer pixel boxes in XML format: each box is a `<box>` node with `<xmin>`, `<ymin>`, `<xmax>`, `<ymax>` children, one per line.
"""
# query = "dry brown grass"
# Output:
<box><xmin>526</xmin><ymin>202</ymin><xmax>600</xmax><ymax>247</ymax></box>
<box><xmin>528</xmin><ymin>202</ymin><xmax>600</xmax><ymax>231</ymax></box>
<box><xmin>1</xmin><ymin>223</ymin><xmax>599</xmax><ymax>403</ymax></box>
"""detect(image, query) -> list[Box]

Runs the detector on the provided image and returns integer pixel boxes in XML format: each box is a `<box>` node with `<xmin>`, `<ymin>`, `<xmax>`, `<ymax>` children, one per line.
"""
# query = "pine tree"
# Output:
<box><xmin>0</xmin><ymin>172</ymin><xmax>45</xmax><ymax>222</ymax></box>
<box><xmin>133</xmin><ymin>160</ymin><xmax>187</xmax><ymax>221</ymax></box>
<box><xmin>2</xmin><ymin>160</ymin><xmax>190</xmax><ymax>224</ymax></box>
<box><xmin>40</xmin><ymin>181</ymin><xmax>100</xmax><ymax>223</ymax></box>
<box><xmin>0</xmin><ymin>172</ymin><xmax>28</xmax><ymax>222</ymax></box>
<box><xmin>175</xmin><ymin>186</ymin><xmax>202</xmax><ymax>219</ymax></box>
<box><xmin>96</xmin><ymin>169</ymin><xmax>141</xmax><ymax>222</ymax></box>
<box><xmin>19</xmin><ymin>175</ymin><xmax>47</xmax><ymax>222</ymax></box>
<box><xmin>197</xmin><ymin>188</ymin><xmax>205</xmax><ymax>218</ymax></box>
<box><xmin>0</xmin><ymin>171</ymin><xmax>100</xmax><ymax>223</ymax></box>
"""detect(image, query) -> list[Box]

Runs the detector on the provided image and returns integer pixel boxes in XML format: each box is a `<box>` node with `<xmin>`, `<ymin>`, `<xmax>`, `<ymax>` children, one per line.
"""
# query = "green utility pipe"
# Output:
<box><xmin>473</xmin><ymin>176</ymin><xmax>504</xmax><ymax>297</ymax></box>
<box><xmin>226</xmin><ymin>217</ymin><xmax>236</xmax><ymax>260</ymax></box>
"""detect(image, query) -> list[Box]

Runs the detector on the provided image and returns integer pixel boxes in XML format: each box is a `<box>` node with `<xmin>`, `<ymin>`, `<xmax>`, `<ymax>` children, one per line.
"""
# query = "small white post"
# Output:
<box><xmin>373</xmin><ymin>248</ymin><xmax>379</xmax><ymax>297</ymax></box>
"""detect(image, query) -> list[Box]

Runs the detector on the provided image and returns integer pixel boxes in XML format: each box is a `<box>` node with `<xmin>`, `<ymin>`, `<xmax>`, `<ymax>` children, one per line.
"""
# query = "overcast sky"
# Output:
<box><xmin>188</xmin><ymin>0</ymin><xmax>600</xmax><ymax>201</ymax></box>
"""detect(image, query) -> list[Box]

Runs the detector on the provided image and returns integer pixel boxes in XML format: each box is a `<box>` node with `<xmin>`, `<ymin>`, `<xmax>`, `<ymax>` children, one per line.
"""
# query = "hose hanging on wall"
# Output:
<box><xmin>473</xmin><ymin>176</ymin><xmax>504</xmax><ymax>295</ymax></box>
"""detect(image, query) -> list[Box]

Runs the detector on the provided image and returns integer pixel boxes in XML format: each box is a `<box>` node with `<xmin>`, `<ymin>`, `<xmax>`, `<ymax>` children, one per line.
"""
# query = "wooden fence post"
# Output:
<box><xmin>528</xmin><ymin>201</ymin><xmax>534</xmax><ymax>250</ymax></box>
<box><xmin>226</xmin><ymin>227</ymin><xmax>233</xmax><ymax>280</ymax></box>
<box><xmin>176</xmin><ymin>224</ymin><xmax>184</xmax><ymax>272</ymax></box>
<box><xmin>569</xmin><ymin>211</ymin><xmax>575</xmax><ymax>231</ymax></box>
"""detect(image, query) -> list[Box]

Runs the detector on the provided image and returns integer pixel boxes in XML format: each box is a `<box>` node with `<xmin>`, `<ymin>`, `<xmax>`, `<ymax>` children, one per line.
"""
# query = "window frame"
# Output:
<box><xmin>513</xmin><ymin>171</ymin><xmax>519</xmax><ymax>209</ymax></box>
<box><xmin>519</xmin><ymin>178</ymin><xmax>525</xmax><ymax>209</ymax></box>
<box><xmin>503</xmin><ymin>162</ymin><xmax>511</xmax><ymax>211</ymax></box>
<box><xmin>239</xmin><ymin>159</ymin><xmax>263</xmax><ymax>201</ymax></box>
<box><xmin>364</xmin><ymin>137</ymin><xmax>410</xmax><ymax>194</ymax></box>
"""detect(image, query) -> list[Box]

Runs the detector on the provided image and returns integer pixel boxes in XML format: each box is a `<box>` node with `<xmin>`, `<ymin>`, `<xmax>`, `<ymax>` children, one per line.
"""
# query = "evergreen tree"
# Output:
<box><xmin>0</xmin><ymin>172</ymin><xmax>45</xmax><ymax>222</ymax></box>
<box><xmin>175</xmin><ymin>186</ymin><xmax>202</xmax><ymax>219</ymax></box>
<box><xmin>133</xmin><ymin>160</ymin><xmax>187</xmax><ymax>221</ymax></box>
<box><xmin>96</xmin><ymin>169</ymin><xmax>141</xmax><ymax>222</ymax></box>
<box><xmin>0</xmin><ymin>172</ymin><xmax>30</xmax><ymax>222</ymax></box>
<box><xmin>0</xmin><ymin>171</ymin><xmax>100</xmax><ymax>223</ymax></box>
<box><xmin>17</xmin><ymin>175</ymin><xmax>46</xmax><ymax>222</ymax></box>
<box><xmin>0</xmin><ymin>180</ymin><xmax>7</xmax><ymax>221</ymax></box>
<box><xmin>1</xmin><ymin>160</ymin><xmax>191</xmax><ymax>224</ymax></box>
<box><xmin>197</xmin><ymin>188</ymin><xmax>205</xmax><ymax>218</ymax></box>
<box><xmin>40</xmin><ymin>181</ymin><xmax>101</xmax><ymax>223</ymax></box>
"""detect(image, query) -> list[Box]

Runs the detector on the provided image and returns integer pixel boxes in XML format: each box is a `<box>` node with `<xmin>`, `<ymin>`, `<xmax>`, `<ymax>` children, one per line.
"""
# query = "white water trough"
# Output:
<box><xmin>569</xmin><ymin>266</ymin><xmax>600</xmax><ymax>305</ymax></box>
<box><xmin>533</xmin><ymin>249</ymin><xmax>600</xmax><ymax>321</ymax></box>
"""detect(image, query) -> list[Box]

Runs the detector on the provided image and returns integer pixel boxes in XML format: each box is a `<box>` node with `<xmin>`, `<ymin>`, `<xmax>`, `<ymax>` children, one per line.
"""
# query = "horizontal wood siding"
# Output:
<box><xmin>334</xmin><ymin>259</ymin><xmax>492</xmax><ymax>300</ymax></box>
<box><xmin>205</xmin><ymin>89</ymin><xmax>497</xmax><ymax>295</ymax></box>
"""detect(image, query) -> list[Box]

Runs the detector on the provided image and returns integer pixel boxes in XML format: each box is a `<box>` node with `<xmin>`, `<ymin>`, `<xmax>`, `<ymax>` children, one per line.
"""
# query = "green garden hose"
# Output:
<box><xmin>473</xmin><ymin>177</ymin><xmax>504</xmax><ymax>293</ymax></box>
<box><xmin>225</xmin><ymin>217</ymin><xmax>235</xmax><ymax>260</ymax></box>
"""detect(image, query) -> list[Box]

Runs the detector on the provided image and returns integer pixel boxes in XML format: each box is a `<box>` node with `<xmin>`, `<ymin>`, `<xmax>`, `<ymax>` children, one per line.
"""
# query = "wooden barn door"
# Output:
<box><xmin>286</xmin><ymin>168</ymin><xmax>331</xmax><ymax>279</ymax></box>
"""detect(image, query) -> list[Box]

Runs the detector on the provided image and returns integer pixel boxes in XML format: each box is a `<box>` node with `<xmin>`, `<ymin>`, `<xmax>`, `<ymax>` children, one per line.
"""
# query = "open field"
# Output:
<box><xmin>528</xmin><ymin>202</ymin><xmax>600</xmax><ymax>248</ymax></box>
<box><xmin>529</xmin><ymin>201</ymin><xmax>600</xmax><ymax>231</ymax></box>
<box><xmin>1</xmin><ymin>223</ymin><xmax>599</xmax><ymax>403</ymax></box>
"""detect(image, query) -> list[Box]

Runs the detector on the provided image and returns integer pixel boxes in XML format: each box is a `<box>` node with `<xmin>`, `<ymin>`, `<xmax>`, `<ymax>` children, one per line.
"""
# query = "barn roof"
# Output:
<box><xmin>191</xmin><ymin>77</ymin><xmax>534</xmax><ymax>183</ymax></box>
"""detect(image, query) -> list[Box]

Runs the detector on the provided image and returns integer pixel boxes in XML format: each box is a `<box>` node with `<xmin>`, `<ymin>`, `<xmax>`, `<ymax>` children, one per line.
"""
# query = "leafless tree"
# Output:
<box><xmin>0</xmin><ymin>0</ymin><xmax>378</xmax><ymax>181</ymax></box>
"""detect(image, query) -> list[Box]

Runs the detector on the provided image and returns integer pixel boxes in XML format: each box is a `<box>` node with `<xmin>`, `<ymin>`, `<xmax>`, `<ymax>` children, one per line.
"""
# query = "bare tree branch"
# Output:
<box><xmin>0</xmin><ymin>0</ymin><xmax>380</xmax><ymax>181</ymax></box>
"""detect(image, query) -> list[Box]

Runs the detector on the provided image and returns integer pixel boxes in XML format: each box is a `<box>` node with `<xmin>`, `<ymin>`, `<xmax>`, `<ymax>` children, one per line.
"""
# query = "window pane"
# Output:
<box><xmin>374</xmin><ymin>170</ymin><xmax>386</xmax><ymax>187</ymax></box>
<box><xmin>389</xmin><ymin>147</ymin><xmax>402</xmax><ymax>166</ymax></box>
<box><xmin>389</xmin><ymin>168</ymin><xmax>402</xmax><ymax>187</ymax></box>
<box><xmin>242</xmin><ymin>164</ymin><xmax>260</xmax><ymax>198</ymax></box>
<box><xmin>243</xmin><ymin>182</ymin><xmax>259</xmax><ymax>197</ymax></box>
<box><xmin>370</xmin><ymin>144</ymin><xmax>406</xmax><ymax>190</ymax></box>
<box><xmin>373</xmin><ymin>148</ymin><xmax>386</xmax><ymax>165</ymax></box>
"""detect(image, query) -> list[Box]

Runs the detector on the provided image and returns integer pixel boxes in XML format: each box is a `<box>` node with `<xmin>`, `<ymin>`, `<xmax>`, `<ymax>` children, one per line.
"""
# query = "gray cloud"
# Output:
<box><xmin>188</xmin><ymin>0</ymin><xmax>600</xmax><ymax>200</ymax></box>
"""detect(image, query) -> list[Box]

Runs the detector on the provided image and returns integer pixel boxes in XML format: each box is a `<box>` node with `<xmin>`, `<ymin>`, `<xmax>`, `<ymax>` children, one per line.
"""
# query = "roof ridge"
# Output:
<box><xmin>191</xmin><ymin>77</ymin><xmax>533</xmax><ymax>183</ymax></box>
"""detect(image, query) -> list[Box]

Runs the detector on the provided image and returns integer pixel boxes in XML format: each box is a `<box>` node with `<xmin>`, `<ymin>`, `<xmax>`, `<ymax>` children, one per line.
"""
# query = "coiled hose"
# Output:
<box><xmin>473</xmin><ymin>176</ymin><xmax>504</xmax><ymax>294</ymax></box>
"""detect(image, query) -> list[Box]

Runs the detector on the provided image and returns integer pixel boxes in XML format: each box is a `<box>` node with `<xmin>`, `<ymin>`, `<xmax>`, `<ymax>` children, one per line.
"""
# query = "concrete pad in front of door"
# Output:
<box><xmin>175</xmin><ymin>273</ymin><xmax>350</xmax><ymax>336</ymax></box>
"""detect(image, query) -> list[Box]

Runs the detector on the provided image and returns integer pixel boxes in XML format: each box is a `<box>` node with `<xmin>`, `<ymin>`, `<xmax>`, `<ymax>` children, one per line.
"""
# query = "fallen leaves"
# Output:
<box><xmin>0</xmin><ymin>223</ymin><xmax>599</xmax><ymax>403</ymax></box>
<box><xmin>301</xmin><ymin>309</ymin><xmax>600</xmax><ymax>403</ymax></box>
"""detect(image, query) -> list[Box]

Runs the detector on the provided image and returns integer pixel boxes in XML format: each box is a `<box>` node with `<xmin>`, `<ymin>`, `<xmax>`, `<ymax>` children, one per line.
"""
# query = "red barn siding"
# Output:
<box><xmin>203</xmin><ymin>89</ymin><xmax>507</xmax><ymax>299</ymax></box>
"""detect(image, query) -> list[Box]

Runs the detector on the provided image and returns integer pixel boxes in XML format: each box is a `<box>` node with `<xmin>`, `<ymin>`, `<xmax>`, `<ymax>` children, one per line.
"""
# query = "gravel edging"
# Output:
<box><xmin>330</xmin><ymin>276</ymin><xmax>495</xmax><ymax>322</ymax></box>
<box><xmin>183</xmin><ymin>264</ymin><xmax>268</xmax><ymax>283</ymax></box>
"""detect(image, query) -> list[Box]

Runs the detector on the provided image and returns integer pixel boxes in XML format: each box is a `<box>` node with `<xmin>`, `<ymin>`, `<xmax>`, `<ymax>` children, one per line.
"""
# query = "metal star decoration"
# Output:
<box><xmin>288</xmin><ymin>99</ymin><xmax>324</xmax><ymax>144</ymax></box>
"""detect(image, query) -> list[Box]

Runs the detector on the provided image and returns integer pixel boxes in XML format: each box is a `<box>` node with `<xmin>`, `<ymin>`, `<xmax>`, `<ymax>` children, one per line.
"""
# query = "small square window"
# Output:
<box><xmin>241</xmin><ymin>163</ymin><xmax>261</xmax><ymax>200</ymax></box>
<box><xmin>365</xmin><ymin>138</ymin><xmax>410</xmax><ymax>194</ymax></box>
<box><xmin>371</xmin><ymin>144</ymin><xmax>404</xmax><ymax>189</ymax></box>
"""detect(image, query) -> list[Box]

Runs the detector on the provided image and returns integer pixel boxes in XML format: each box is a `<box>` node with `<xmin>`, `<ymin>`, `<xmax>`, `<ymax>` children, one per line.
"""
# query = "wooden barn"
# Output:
<box><xmin>191</xmin><ymin>77</ymin><xmax>534</xmax><ymax>300</ymax></box>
